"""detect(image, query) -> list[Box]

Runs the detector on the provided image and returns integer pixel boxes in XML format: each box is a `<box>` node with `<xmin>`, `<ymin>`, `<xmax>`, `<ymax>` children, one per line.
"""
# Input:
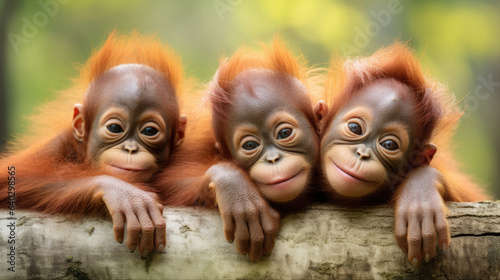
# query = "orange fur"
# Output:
<box><xmin>0</xmin><ymin>31</ymin><xmax>185</xmax><ymax>216</ymax></box>
<box><xmin>154</xmin><ymin>94</ymin><xmax>220</xmax><ymax>207</ymax></box>
<box><xmin>322</xmin><ymin>42</ymin><xmax>490</xmax><ymax>202</ymax></box>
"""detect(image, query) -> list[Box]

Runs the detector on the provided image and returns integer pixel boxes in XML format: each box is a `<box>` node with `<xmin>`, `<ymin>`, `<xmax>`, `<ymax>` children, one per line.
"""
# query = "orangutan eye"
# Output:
<box><xmin>348</xmin><ymin>122</ymin><xmax>362</xmax><ymax>135</ymax></box>
<box><xmin>242</xmin><ymin>141</ymin><xmax>260</xmax><ymax>151</ymax></box>
<box><xmin>141</xmin><ymin>127</ymin><xmax>159</xmax><ymax>136</ymax></box>
<box><xmin>277</xmin><ymin>128</ymin><xmax>293</xmax><ymax>139</ymax></box>
<box><xmin>107</xmin><ymin>124</ymin><xmax>124</xmax><ymax>134</ymax></box>
<box><xmin>380</xmin><ymin>140</ymin><xmax>399</xmax><ymax>151</ymax></box>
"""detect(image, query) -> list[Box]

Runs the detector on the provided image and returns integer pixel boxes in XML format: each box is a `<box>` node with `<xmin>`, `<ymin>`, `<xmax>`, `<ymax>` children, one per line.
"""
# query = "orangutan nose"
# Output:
<box><xmin>356</xmin><ymin>144</ymin><xmax>371</xmax><ymax>160</ymax></box>
<box><xmin>265</xmin><ymin>149</ymin><xmax>280</xmax><ymax>163</ymax></box>
<box><xmin>123</xmin><ymin>141</ymin><xmax>139</xmax><ymax>154</ymax></box>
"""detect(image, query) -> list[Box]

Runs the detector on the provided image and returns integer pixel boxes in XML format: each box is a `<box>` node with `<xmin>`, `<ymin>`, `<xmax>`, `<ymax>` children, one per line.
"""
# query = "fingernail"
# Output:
<box><xmin>412</xmin><ymin>258</ymin><xmax>419</xmax><ymax>268</ymax></box>
<box><xmin>158</xmin><ymin>244</ymin><xmax>164</xmax><ymax>253</ymax></box>
<box><xmin>130</xmin><ymin>245</ymin><xmax>137</xmax><ymax>253</ymax></box>
<box><xmin>424</xmin><ymin>254</ymin><xmax>430</xmax><ymax>263</ymax></box>
<box><xmin>442</xmin><ymin>242</ymin><xmax>448</xmax><ymax>251</ymax></box>
<box><xmin>117</xmin><ymin>238</ymin><xmax>123</xmax><ymax>244</ymax></box>
<box><xmin>142</xmin><ymin>250</ymin><xmax>150</xmax><ymax>257</ymax></box>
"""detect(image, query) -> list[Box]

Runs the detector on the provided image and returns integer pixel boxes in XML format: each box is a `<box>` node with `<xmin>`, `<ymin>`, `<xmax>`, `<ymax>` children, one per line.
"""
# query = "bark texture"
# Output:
<box><xmin>0</xmin><ymin>201</ymin><xmax>499</xmax><ymax>279</ymax></box>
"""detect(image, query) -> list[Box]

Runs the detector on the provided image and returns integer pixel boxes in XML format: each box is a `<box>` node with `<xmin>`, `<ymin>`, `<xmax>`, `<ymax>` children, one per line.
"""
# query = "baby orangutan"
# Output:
<box><xmin>71</xmin><ymin>63</ymin><xmax>185</xmax><ymax>257</ymax></box>
<box><xmin>0</xmin><ymin>33</ymin><xmax>187</xmax><ymax>257</ymax></box>
<box><xmin>156</xmin><ymin>38</ymin><xmax>321</xmax><ymax>261</ymax></box>
<box><xmin>315</xmin><ymin>43</ymin><xmax>490</xmax><ymax>267</ymax></box>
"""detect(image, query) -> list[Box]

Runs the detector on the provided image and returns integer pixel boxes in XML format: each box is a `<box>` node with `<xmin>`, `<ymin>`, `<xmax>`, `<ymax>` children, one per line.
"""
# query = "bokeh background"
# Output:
<box><xmin>0</xmin><ymin>0</ymin><xmax>498</xmax><ymax>198</ymax></box>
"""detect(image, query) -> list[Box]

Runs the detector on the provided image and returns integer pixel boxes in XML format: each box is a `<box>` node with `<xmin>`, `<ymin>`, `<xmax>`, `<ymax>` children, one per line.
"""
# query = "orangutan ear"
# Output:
<box><xmin>72</xmin><ymin>104</ymin><xmax>85</xmax><ymax>142</ymax></box>
<box><xmin>215</xmin><ymin>142</ymin><xmax>222</xmax><ymax>153</ymax></box>
<box><xmin>423</xmin><ymin>143</ymin><xmax>437</xmax><ymax>164</ymax></box>
<box><xmin>313</xmin><ymin>100</ymin><xmax>328</xmax><ymax>134</ymax></box>
<box><xmin>174</xmin><ymin>114</ymin><xmax>187</xmax><ymax>147</ymax></box>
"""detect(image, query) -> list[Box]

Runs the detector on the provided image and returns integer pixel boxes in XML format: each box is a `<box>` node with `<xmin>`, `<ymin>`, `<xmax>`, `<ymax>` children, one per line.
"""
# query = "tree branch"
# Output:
<box><xmin>1</xmin><ymin>201</ymin><xmax>499</xmax><ymax>279</ymax></box>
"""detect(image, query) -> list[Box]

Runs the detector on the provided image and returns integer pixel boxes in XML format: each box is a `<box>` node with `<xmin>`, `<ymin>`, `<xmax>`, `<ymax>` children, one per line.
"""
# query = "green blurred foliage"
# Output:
<box><xmin>3</xmin><ymin>0</ymin><xmax>500</xmax><ymax>197</ymax></box>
